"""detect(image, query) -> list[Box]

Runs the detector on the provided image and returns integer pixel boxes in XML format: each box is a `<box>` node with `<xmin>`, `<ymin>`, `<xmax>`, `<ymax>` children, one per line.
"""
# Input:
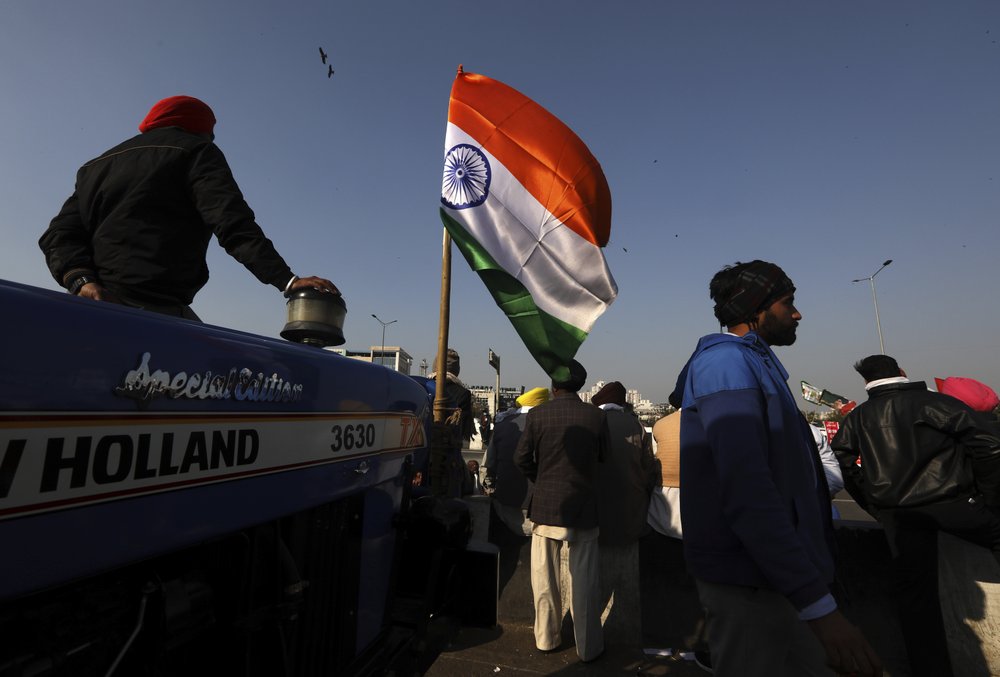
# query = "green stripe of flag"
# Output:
<box><xmin>441</xmin><ymin>209</ymin><xmax>587</xmax><ymax>382</ymax></box>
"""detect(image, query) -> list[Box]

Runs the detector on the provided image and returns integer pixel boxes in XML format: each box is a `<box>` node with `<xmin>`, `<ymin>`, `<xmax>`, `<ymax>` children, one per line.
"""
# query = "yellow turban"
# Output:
<box><xmin>516</xmin><ymin>387</ymin><xmax>550</xmax><ymax>408</ymax></box>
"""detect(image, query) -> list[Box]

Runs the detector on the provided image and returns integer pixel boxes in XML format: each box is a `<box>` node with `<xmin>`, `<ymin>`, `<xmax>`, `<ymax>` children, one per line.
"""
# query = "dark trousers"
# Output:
<box><xmin>879</xmin><ymin>495</ymin><xmax>1000</xmax><ymax>677</ymax></box>
<box><xmin>695</xmin><ymin>580</ymin><xmax>833</xmax><ymax>677</ymax></box>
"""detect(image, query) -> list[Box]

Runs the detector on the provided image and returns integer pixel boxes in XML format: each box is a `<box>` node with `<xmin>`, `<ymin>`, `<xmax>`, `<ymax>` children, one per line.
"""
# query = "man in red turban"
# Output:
<box><xmin>138</xmin><ymin>95</ymin><xmax>217</xmax><ymax>136</ymax></box>
<box><xmin>40</xmin><ymin>95</ymin><xmax>338</xmax><ymax>320</ymax></box>
<box><xmin>935</xmin><ymin>376</ymin><xmax>1000</xmax><ymax>414</ymax></box>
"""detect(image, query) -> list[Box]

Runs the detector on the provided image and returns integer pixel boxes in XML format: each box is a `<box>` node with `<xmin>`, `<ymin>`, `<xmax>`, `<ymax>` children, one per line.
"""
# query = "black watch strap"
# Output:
<box><xmin>68</xmin><ymin>275</ymin><xmax>96</xmax><ymax>295</ymax></box>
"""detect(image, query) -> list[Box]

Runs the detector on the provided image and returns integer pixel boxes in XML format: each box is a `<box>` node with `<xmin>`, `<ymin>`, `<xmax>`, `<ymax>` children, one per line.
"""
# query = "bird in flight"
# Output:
<box><xmin>328</xmin><ymin>65</ymin><xmax>335</xmax><ymax>78</ymax></box>
<box><xmin>319</xmin><ymin>47</ymin><xmax>328</xmax><ymax>64</ymax></box>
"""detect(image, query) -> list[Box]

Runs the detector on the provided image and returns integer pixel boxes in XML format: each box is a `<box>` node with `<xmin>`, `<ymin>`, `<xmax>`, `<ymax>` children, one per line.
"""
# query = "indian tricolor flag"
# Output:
<box><xmin>439</xmin><ymin>68</ymin><xmax>617</xmax><ymax>381</ymax></box>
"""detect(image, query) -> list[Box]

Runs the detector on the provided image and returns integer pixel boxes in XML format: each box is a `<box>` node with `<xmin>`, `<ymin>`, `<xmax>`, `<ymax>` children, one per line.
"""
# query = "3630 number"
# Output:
<box><xmin>330</xmin><ymin>423</ymin><xmax>376</xmax><ymax>452</ymax></box>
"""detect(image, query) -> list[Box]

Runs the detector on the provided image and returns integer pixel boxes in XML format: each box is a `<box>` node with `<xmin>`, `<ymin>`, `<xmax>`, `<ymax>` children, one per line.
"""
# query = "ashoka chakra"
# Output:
<box><xmin>441</xmin><ymin>143</ymin><xmax>491</xmax><ymax>209</ymax></box>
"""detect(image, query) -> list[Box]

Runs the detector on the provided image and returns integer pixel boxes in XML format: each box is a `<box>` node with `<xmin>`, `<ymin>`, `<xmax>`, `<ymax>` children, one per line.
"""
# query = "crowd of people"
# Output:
<box><xmin>37</xmin><ymin>95</ymin><xmax>1000</xmax><ymax>677</ymax></box>
<box><xmin>473</xmin><ymin>260</ymin><xmax>1000</xmax><ymax>677</ymax></box>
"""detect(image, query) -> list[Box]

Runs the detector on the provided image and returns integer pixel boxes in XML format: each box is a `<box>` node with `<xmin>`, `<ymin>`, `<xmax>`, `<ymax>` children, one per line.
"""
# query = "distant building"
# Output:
<box><xmin>467</xmin><ymin>386</ymin><xmax>492</xmax><ymax>416</ymax></box>
<box><xmin>468</xmin><ymin>384</ymin><xmax>526</xmax><ymax>417</ymax></box>
<box><xmin>328</xmin><ymin>345</ymin><xmax>413</xmax><ymax>374</ymax></box>
<box><xmin>579</xmin><ymin>380</ymin><xmax>604</xmax><ymax>404</ymax></box>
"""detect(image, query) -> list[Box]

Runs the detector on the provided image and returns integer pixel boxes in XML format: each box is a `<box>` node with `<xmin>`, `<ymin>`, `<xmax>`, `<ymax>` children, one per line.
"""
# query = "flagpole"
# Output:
<box><xmin>429</xmin><ymin>227</ymin><xmax>454</xmax><ymax>497</ymax></box>
<box><xmin>434</xmin><ymin>228</ymin><xmax>452</xmax><ymax>425</ymax></box>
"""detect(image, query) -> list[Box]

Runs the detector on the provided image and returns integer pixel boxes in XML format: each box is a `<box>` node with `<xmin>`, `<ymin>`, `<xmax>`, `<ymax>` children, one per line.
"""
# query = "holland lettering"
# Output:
<box><xmin>0</xmin><ymin>439</ymin><xmax>26</xmax><ymax>499</ymax></box>
<box><xmin>38</xmin><ymin>429</ymin><xmax>260</xmax><ymax>493</ymax></box>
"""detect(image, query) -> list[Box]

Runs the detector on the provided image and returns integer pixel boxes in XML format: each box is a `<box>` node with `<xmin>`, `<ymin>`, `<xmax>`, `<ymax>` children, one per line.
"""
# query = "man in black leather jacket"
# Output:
<box><xmin>39</xmin><ymin>95</ymin><xmax>338</xmax><ymax>319</ymax></box>
<box><xmin>831</xmin><ymin>354</ymin><xmax>1000</xmax><ymax>677</ymax></box>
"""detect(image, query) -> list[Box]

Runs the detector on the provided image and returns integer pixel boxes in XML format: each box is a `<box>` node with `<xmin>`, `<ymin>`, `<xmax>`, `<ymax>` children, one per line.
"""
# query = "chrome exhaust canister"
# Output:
<box><xmin>280</xmin><ymin>288</ymin><xmax>347</xmax><ymax>347</ymax></box>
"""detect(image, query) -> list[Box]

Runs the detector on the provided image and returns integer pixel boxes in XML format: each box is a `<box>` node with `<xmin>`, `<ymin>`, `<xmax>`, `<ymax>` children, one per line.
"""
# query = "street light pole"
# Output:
<box><xmin>371</xmin><ymin>314</ymin><xmax>397</xmax><ymax>369</ymax></box>
<box><xmin>488</xmin><ymin>349</ymin><xmax>500</xmax><ymax>416</ymax></box>
<box><xmin>852</xmin><ymin>259</ymin><xmax>893</xmax><ymax>354</ymax></box>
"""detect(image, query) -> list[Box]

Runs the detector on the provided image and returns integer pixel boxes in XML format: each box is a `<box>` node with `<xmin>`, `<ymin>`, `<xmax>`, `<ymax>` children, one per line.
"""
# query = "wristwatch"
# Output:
<box><xmin>68</xmin><ymin>275</ymin><xmax>97</xmax><ymax>295</ymax></box>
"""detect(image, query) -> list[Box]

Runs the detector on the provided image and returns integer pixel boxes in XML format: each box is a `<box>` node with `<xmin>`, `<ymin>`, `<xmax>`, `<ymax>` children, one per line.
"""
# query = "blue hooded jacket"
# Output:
<box><xmin>670</xmin><ymin>332</ymin><xmax>836</xmax><ymax>611</ymax></box>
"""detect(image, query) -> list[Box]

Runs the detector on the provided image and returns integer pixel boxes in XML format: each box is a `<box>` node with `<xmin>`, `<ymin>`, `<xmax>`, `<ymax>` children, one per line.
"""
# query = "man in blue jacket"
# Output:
<box><xmin>670</xmin><ymin>260</ymin><xmax>881</xmax><ymax>677</ymax></box>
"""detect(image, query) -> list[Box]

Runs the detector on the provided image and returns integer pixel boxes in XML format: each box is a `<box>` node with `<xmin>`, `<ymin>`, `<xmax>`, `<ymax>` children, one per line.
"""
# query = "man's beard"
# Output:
<box><xmin>758</xmin><ymin>311</ymin><xmax>797</xmax><ymax>346</ymax></box>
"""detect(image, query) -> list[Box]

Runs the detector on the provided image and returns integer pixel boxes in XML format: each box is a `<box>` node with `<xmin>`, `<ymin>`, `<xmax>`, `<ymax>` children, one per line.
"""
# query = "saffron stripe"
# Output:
<box><xmin>447</xmin><ymin>71</ymin><xmax>611</xmax><ymax>247</ymax></box>
<box><xmin>442</xmin><ymin>123</ymin><xmax>617</xmax><ymax>332</ymax></box>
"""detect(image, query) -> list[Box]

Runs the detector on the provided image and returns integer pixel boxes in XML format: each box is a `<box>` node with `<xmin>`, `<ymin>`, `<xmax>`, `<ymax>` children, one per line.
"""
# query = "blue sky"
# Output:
<box><xmin>2</xmin><ymin>1</ymin><xmax>998</xmax><ymax>405</ymax></box>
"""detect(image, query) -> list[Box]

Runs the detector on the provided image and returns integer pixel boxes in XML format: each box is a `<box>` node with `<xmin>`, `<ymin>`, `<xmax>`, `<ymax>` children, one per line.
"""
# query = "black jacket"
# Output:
<box><xmin>513</xmin><ymin>392</ymin><xmax>608</xmax><ymax>529</ymax></box>
<box><xmin>39</xmin><ymin>126</ymin><xmax>293</xmax><ymax>306</ymax></box>
<box><xmin>831</xmin><ymin>381</ymin><xmax>1000</xmax><ymax>511</ymax></box>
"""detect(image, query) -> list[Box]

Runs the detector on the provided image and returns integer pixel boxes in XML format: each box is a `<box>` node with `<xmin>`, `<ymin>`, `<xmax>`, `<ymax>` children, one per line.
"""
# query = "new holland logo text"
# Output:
<box><xmin>39</xmin><ymin>429</ymin><xmax>259</xmax><ymax>493</ymax></box>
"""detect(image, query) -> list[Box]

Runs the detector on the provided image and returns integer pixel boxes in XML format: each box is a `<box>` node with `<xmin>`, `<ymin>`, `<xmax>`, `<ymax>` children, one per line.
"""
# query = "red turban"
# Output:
<box><xmin>139</xmin><ymin>95</ymin><xmax>216</xmax><ymax>135</ymax></box>
<box><xmin>934</xmin><ymin>377</ymin><xmax>1000</xmax><ymax>412</ymax></box>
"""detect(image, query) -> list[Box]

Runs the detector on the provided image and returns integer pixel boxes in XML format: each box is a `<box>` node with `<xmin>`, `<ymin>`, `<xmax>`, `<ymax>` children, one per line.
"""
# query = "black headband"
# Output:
<box><xmin>713</xmin><ymin>262</ymin><xmax>795</xmax><ymax>327</ymax></box>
